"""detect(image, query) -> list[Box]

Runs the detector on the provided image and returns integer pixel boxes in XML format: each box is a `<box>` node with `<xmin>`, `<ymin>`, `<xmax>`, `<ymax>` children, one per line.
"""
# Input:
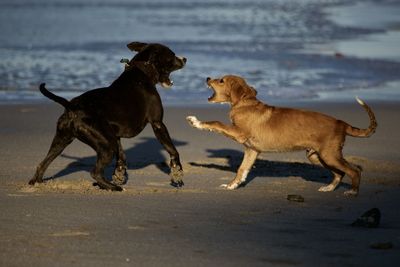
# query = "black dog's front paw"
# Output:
<box><xmin>170</xmin><ymin>165</ymin><xmax>184</xmax><ymax>188</ymax></box>
<box><xmin>112</xmin><ymin>174</ymin><xmax>127</xmax><ymax>186</ymax></box>
<box><xmin>112</xmin><ymin>166</ymin><xmax>128</xmax><ymax>185</ymax></box>
<box><xmin>111</xmin><ymin>184</ymin><xmax>124</xmax><ymax>192</ymax></box>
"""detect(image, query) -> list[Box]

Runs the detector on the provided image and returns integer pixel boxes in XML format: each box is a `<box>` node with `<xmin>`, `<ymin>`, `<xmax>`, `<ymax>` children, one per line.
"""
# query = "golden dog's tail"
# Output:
<box><xmin>345</xmin><ymin>97</ymin><xmax>377</xmax><ymax>137</ymax></box>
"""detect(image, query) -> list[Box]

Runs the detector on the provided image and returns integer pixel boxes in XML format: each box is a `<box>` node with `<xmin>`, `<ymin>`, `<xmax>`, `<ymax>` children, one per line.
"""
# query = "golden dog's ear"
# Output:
<box><xmin>127</xmin><ymin>42</ymin><xmax>148</xmax><ymax>52</ymax></box>
<box><xmin>249</xmin><ymin>86</ymin><xmax>258</xmax><ymax>97</ymax></box>
<box><xmin>229</xmin><ymin>77</ymin><xmax>257</xmax><ymax>104</ymax></box>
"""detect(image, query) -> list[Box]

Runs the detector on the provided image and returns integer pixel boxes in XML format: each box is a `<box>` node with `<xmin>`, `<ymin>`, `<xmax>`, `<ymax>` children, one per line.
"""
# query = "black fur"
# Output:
<box><xmin>29</xmin><ymin>42</ymin><xmax>186</xmax><ymax>191</ymax></box>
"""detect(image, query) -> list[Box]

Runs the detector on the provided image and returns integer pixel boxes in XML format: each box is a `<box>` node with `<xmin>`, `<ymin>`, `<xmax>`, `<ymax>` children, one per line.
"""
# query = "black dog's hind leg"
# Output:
<box><xmin>76</xmin><ymin>118</ymin><xmax>123</xmax><ymax>191</ymax></box>
<box><xmin>151</xmin><ymin>121</ymin><xmax>184</xmax><ymax>187</ymax></box>
<box><xmin>112</xmin><ymin>138</ymin><xmax>128</xmax><ymax>185</ymax></box>
<box><xmin>29</xmin><ymin>129</ymin><xmax>74</xmax><ymax>185</ymax></box>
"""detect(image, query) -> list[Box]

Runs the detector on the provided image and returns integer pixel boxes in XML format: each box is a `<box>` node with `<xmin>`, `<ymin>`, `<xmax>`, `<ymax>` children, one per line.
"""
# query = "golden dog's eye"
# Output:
<box><xmin>219</xmin><ymin>79</ymin><xmax>224</xmax><ymax>83</ymax></box>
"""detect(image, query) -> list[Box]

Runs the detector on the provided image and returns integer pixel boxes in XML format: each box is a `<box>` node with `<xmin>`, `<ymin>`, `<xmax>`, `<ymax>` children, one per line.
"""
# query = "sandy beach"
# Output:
<box><xmin>0</xmin><ymin>100</ymin><xmax>399</xmax><ymax>266</ymax></box>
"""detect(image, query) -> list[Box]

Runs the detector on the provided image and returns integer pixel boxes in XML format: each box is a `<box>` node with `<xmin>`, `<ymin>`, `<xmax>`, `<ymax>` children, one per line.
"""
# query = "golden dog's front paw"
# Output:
<box><xmin>220</xmin><ymin>183</ymin><xmax>239</xmax><ymax>190</ymax></box>
<box><xmin>318</xmin><ymin>184</ymin><xmax>336</xmax><ymax>192</ymax></box>
<box><xmin>186</xmin><ymin>116</ymin><xmax>203</xmax><ymax>129</ymax></box>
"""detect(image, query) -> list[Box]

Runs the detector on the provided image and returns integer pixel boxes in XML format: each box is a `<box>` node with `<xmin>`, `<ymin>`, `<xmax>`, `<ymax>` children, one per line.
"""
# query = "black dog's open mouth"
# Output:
<box><xmin>160</xmin><ymin>56</ymin><xmax>186</xmax><ymax>89</ymax></box>
<box><xmin>160</xmin><ymin>76</ymin><xmax>174</xmax><ymax>88</ymax></box>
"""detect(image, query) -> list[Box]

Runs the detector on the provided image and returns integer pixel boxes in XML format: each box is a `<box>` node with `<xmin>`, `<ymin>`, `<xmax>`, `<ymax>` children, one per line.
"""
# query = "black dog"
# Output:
<box><xmin>29</xmin><ymin>42</ymin><xmax>186</xmax><ymax>191</ymax></box>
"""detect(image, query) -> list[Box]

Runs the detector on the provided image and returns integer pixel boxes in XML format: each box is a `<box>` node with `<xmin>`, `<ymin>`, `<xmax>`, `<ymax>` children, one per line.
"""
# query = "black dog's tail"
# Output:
<box><xmin>39</xmin><ymin>83</ymin><xmax>70</xmax><ymax>109</ymax></box>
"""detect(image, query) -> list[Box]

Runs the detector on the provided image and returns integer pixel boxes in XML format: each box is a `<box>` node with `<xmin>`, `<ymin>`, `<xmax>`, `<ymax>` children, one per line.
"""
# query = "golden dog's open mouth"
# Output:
<box><xmin>207</xmin><ymin>84</ymin><xmax>216</xmax><ymax>102</ymax></box>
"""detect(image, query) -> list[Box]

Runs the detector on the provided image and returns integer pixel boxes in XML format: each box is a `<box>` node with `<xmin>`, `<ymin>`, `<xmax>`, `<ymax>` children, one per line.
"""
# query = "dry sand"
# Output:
<box><xmin>0</xmin><ymin>100</ymin><xmax>399</xmax><ymax>266</ymax></box>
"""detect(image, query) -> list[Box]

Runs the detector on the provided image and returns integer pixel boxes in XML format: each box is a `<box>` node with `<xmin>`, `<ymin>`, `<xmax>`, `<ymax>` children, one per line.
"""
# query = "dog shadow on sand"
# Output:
<box><xmin>189</xmin><ymin>148</ymin><xmax>342</xmax><ymax>187</ymax></box>
<box><xmin>45</xmin><ymin>137</ymin><xmax>187</xmax><ymax>182</ymax></box>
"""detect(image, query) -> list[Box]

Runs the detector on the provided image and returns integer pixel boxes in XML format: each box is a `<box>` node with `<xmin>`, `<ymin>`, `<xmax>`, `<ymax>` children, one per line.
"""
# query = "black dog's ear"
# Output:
<box><xmin>132</xmin><ymin>61</ymin><xmax>159</xmax><ymax>85</ymax></box>
<box><xmin>127</xmin><ymin>42</ymin><xmax>148</xmax><ymax>52</ymax></box>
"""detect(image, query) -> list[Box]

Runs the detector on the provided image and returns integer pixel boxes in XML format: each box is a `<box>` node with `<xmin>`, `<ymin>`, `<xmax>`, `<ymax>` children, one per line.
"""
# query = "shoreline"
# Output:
<box><xmin>1</xmin><ymin>90</ymin><xmax>400</xmax><ymax>106</ymax></box>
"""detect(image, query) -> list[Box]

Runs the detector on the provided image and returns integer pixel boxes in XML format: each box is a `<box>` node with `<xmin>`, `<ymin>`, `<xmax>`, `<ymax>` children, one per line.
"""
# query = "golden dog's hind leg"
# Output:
<box><xmin>221</xmin><ymin>148</ymin><xmax>259</xmax><ymax>190</ymax></box>
<box><xmin>319</xmin><ymin>149</ymin><xmax>360</xmax><ymax>196</ymax></box>
<box><xmin>307</xmin><ymin>148</ymin><xmax>347</xmax><ymax>194</ymax></box>
<box><xmin>318</xmin><ymin>171</ymin><xmax>344</xmax><ymax>193</ymax></box>
<box><xmin>306</xmin><ymin>149</ymin><xmax>323</xmax><ymax>166</ymax></box>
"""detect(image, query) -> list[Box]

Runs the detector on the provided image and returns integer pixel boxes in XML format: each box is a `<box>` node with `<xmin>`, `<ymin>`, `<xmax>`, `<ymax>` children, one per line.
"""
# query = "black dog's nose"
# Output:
<box><xmin>182</xmin><ymin>57</ymin><xmax>187</xmax><ymax>63</ymax></box>
<box><xmin>206</xmin><ymin>77</ymin><xmax>211</xmax><ymax>82</ymax></box>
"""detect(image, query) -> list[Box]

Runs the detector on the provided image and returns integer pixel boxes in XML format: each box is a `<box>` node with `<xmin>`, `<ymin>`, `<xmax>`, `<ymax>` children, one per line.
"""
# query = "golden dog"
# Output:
<box><xmin>187</xmin><ymin>75</ymin><xmax>377</xmax><ymax>196</ymax></box>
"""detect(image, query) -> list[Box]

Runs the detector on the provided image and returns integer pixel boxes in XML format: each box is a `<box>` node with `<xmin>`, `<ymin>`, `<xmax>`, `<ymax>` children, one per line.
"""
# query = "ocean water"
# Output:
<box><xmin>0</xmin><ymin>0</ymin><xmax>399</xmax><ymax>104</ymax></box>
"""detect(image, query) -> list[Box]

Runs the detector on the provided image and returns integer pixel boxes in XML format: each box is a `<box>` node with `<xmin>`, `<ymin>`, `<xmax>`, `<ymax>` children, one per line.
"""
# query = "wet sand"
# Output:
<box><xmin>1</xmin><ymin>101</ymin><xmax>399</xmax><ymax>266</ymax></box>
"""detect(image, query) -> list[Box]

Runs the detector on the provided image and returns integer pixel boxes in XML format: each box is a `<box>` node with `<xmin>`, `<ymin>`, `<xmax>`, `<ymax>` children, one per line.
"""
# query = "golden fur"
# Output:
<box><xmin>187</xmin><ymin>75</ymin><xmax>377</xmax><ymax>196</ymax></box>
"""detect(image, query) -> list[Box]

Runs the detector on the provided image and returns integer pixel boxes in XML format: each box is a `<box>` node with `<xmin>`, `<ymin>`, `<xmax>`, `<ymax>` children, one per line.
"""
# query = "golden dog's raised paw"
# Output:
<box><xmin>186</xmin><ymin>116</ymin><xmax>203</xmax><ymax>129</ymax></box>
